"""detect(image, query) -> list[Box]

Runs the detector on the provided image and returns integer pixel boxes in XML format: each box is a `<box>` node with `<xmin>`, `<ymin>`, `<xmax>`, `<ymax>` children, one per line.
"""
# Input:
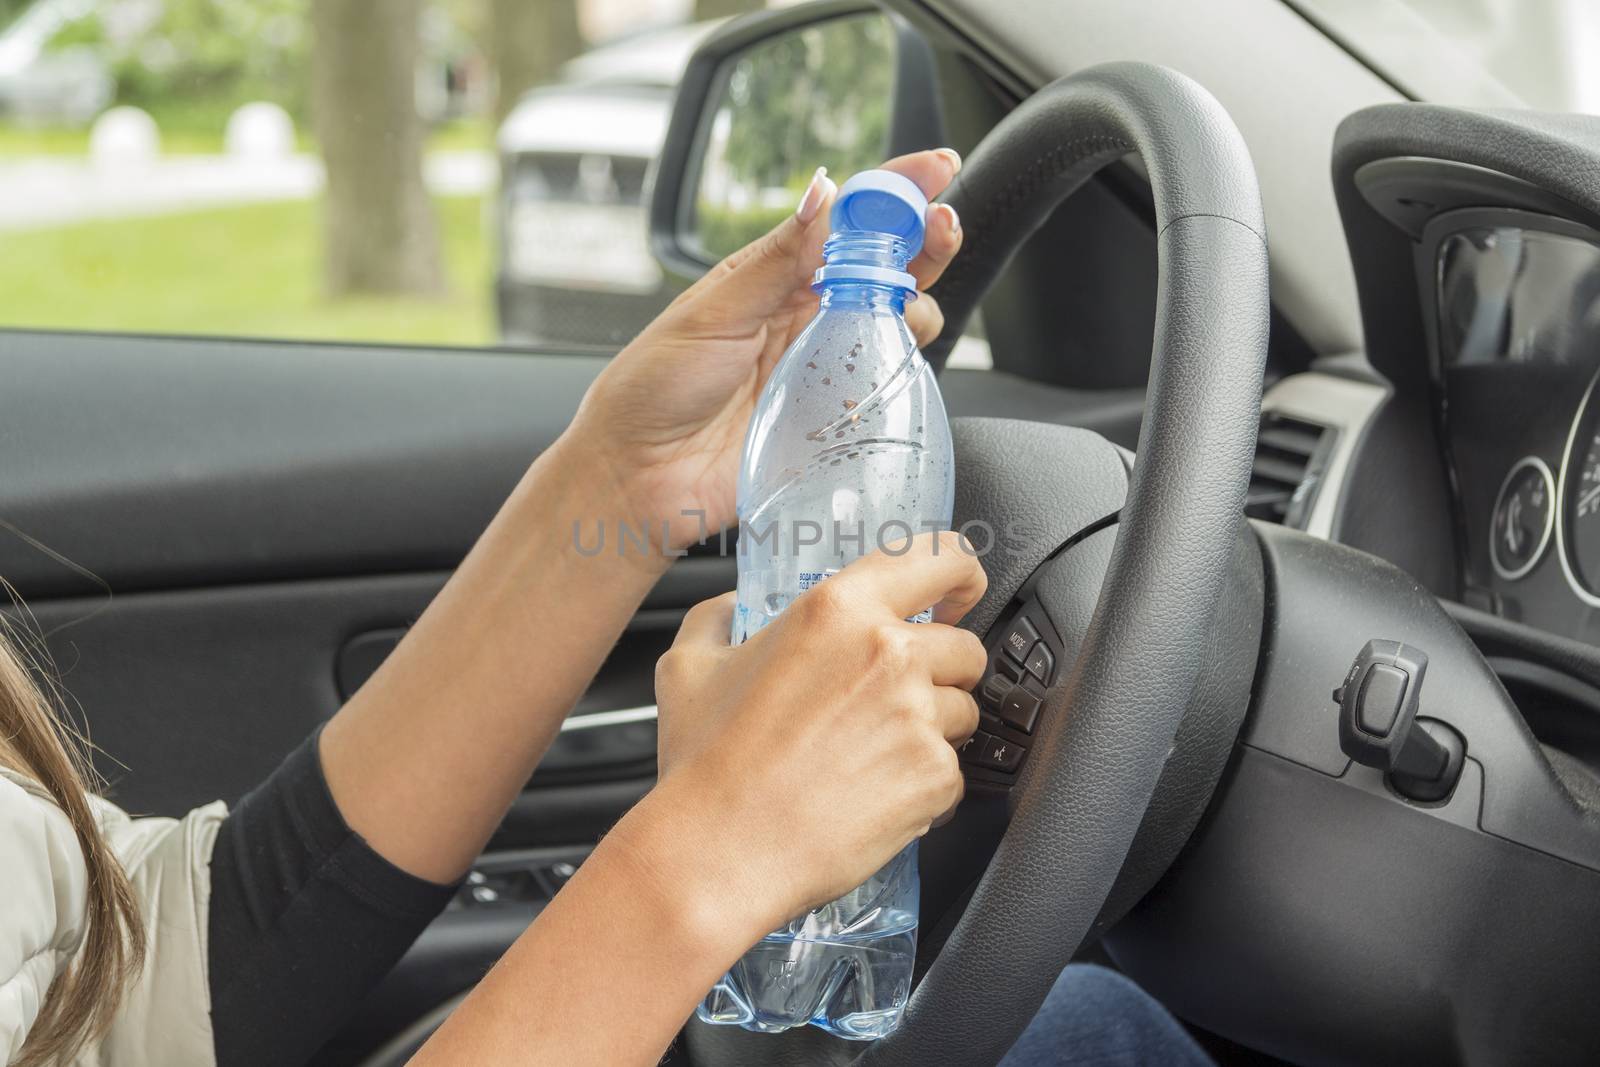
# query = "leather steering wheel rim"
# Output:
<box><xmin>860</xmin><ymin>61</ymin><xmax>1270</xmax><ymax>1066</ymax></box>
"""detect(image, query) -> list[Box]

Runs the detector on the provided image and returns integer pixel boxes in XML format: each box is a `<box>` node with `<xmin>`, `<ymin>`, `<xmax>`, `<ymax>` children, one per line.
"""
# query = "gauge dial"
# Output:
<box><xmin>1556</xmin><ymin>371</ymin><xmax>1600</xmax><ymax>605</ymax></box>
<box><xmin>1564</xmin><ymin>428</ymin><xmax>1600</xmax><ymax>591</ymax></box>
<box><xmin>1491</xmin><ymin>457</ymin><xmax>1555</xmax><ymax>581</ymax></box>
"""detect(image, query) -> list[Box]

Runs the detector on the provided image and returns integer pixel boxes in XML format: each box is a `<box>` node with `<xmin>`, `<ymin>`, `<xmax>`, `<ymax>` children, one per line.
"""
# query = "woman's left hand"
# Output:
<box><xmin>561</xmin><ymin>148</ymin><xmax>964</xmax><ymax>553</ymax></box>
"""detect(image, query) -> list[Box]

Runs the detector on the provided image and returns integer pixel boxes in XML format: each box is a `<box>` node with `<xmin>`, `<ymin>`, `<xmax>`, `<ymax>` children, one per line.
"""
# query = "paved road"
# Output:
<box><xmin>0</xmin><ymin>150</ymin><xmax>494</xmax><ymax>231</ymax></box>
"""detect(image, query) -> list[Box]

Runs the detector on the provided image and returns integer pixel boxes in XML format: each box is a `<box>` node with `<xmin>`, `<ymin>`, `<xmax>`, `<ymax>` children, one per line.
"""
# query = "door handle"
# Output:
<box><xmin>536</xmin><ymin>705</ymin><xmax>658</xmax><ymax>779</ymax></box>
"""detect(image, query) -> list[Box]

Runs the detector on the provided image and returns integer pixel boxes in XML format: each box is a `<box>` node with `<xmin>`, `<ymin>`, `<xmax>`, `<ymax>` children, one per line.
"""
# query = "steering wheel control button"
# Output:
<box><xmin>993</xmin><ymin>657</ymin><xmax>1023</xmax><ymax>684</ymax></box>
<box><xmin>1355</xmin><ymin>663</ymin><xmax>1409</xmax><ymax>737</ymax></box>
<box><xmin>1023</xmin><ymin>642</ymin><xmax>1055</xmax><ymax>685</ymax></box>
<box><xmin>958</xmin><ymin>730</ymin><xmax>994</xmax><ymax>764</ymax></box>
<box><xmin>975</xmin><ymin>733</ymin><xmax>1025</xmax><ymax>772</ymax></box>
<box><xmin>998</xmin><ymin>683</ymin><xmax>1043</xmax><ymax>733</ymax></box>
<box><xmin>979</xmin><ymin>674</ymin><xmax>1015</xmax><ymax>715</ymax></box>
<box><xmin>1000</xmin><ymin>615</ymin><xmax>1040</xmax><ymax>664</ymax></box>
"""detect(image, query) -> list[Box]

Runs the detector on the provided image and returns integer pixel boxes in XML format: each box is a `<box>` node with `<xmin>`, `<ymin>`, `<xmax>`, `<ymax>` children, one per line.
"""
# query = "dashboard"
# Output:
<box><xmin>1425</xmin><ymin>208</ymin><xmax>1600</xmax><ymax>641</ymax></box>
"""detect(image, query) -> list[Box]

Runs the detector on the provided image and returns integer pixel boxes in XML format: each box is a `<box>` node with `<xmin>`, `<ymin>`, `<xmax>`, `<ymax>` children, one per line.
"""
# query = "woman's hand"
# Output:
<box><xmin>411</xmin><ymin>536</ymin><xmax>986</xmax><ymax>1066</ymax></box>
<box><xmin>636</xmin><ymin>533</ymin><xmax>988</xmax><ymax>930</ymax></box>
<box><xmin>562</xmin><ymin>149</ymin><xmax>964</xmax><ymax>552</ymax></box>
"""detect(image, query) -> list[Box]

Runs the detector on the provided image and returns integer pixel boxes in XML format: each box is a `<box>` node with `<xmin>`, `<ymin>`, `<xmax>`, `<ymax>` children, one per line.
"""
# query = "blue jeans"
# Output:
<box><xmin>998</xmin><ymin>964</ymin><xmax>1213</xmax><ymax>1066</ymax></box>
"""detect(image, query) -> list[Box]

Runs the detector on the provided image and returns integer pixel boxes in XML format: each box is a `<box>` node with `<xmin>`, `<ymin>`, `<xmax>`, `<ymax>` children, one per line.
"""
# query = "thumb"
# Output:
<box><xmin>702</xmin><ymin>167</ymin><xmax>837</xmax><ymax>319</ymax></box>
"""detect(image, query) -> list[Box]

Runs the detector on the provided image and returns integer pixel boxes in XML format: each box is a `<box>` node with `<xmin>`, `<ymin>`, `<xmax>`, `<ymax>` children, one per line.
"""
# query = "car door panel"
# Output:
<box><xmin>0</xmin><ymin>331</ymin><xmax>604</xmax><ymax>599</ymax></box>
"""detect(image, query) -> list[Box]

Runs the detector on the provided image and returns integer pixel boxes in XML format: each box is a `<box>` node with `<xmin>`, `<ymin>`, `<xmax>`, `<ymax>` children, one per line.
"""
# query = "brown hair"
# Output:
<box><xmin>0</xmin><ymin>616</ymin><xmax>144</xmax><ymax>1066</ymax></box>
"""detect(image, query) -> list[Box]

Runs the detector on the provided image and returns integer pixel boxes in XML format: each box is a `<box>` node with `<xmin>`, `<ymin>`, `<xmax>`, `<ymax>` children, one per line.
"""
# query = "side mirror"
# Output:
<box><xmin>650</xmin><ymin>1</ymin><xmax>944</xmax><ymax>278</ymax></box>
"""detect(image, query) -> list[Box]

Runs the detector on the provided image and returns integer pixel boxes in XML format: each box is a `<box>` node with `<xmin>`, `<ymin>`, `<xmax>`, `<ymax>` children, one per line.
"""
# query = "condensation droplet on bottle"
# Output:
<box><xmin>763</xmin><ymin>592</ymin><xmax>788</xmax><ymax>616</ymax></box>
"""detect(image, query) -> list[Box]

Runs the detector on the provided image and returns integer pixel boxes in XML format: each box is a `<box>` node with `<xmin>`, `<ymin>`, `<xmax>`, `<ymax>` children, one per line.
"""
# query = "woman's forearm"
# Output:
<box><xmin>410</xmin><ymin>776</ymin><xmax>777</xmax><ymax>1065</ymax></box>
<box><xmin>318</xmin><ymin>432</ymin><xmax>672</xmax><ymax>883</ymax></box>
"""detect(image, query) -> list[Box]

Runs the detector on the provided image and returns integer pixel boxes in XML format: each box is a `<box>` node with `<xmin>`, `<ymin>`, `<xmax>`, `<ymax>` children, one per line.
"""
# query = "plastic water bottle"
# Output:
<box><xmin>696</xmin><ymin>170</ymin><xmax>954</xmax><ymax>1041</ymax></box>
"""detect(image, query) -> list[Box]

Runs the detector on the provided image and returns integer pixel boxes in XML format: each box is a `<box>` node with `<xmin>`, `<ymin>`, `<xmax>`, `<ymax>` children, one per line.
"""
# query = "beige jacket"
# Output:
<box><xmin>0</xmin><ymin>768</ymin><xmax>225</xmax><ymax>1065</ymax></box>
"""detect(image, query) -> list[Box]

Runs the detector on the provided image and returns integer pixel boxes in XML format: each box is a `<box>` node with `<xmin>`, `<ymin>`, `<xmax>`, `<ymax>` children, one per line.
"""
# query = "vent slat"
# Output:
<box><xmin>1251</xmin><ymin>454</ymin><xmax>1310</xmax><ymax>486</ymax></box>
<box><xmin>1247</xmin><ymin>412</ymin><xmax>1331</xmax><ymax>528</ymax></box>
<box><xmin>1257</xmin><ymin>425</ymin><xmax>1322</xmax><ymax>457</ymax></box>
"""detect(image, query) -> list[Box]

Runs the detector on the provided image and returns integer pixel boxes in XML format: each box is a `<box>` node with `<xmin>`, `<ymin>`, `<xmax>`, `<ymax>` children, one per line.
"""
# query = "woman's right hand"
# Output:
<box><xmin>638</xmin><ymin>532</ymin><xmax>988</xmax><ymax>934</ymax></box>
<box><xmin>413</xmin><ymin>535</ymin><xmax>988</xmax><ymax>1066</ymax></box>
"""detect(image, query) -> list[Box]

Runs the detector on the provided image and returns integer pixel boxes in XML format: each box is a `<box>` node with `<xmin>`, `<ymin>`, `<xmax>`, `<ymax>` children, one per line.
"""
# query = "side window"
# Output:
<box><xmin>0</xmin><ymin>0</ymin><xmax>764</xmax><ymax>351</ymax></box>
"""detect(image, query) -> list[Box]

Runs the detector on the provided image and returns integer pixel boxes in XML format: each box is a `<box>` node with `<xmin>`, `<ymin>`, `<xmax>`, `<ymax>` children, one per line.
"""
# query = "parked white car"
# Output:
<box><xmin>494</xmin><ymin>22</ymin><xmax>716</xmax><ymax>348</ymax></box>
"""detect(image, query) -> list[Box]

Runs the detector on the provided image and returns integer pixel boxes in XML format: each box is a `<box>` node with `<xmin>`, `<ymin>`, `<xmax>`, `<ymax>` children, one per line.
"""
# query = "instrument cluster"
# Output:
<box><xmin>1432</xmin><ymin>214</ymin><xmax>1600</xmax><ymax>639</ymax></box>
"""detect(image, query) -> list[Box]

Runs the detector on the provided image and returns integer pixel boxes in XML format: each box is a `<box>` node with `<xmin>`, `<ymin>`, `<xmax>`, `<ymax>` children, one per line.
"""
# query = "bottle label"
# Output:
<box><xmin>799</xmin><ymin>569</ymin><xmax>932</xmax><ymax>624</ymax></box>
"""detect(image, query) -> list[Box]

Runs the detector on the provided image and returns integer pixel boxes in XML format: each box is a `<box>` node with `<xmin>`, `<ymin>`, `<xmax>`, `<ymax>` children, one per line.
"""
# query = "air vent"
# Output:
<box><xmin>1246</xmin><ymin>411</ymin><xmax>1336</xmax><ymax>529</ymax></box>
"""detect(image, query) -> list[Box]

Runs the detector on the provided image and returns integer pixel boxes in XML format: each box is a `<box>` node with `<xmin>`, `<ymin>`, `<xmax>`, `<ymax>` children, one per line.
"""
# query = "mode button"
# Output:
<box><xmin>1000</xmin><ymin>615</ymin><xmax>1040</xmax><ymax>664</ymax></box>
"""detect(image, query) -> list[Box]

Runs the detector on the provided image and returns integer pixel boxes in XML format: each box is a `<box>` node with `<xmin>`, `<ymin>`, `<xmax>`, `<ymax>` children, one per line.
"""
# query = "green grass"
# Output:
<box><xmin>0</xmin><ymin>195</ymin><xmax>495</xmax><ymax>347</ymax></box>
<box><xmin>0</xmin><ymin>121</ymin><xmax>228</xmax><ymax>156</ymax></box>
<box><xmin>0</xmin><ymin>117</ymin><xmax>490</xmax><ymax>157</ymax></box>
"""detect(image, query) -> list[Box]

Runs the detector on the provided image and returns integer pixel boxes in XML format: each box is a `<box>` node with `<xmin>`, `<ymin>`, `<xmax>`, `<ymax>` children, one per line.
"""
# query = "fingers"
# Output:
<box><xmin>915</xmin><ymin>623</ymin><xmax>989</xmax><ymax>689</ymax></box>
<box><xmin>700</xmin><ymin>168</ymin><xmax>839</xmax><ymax>319</ymax></box>
<box><xmin>880</xmin><ymin>150</ymin><xmax>963</xmax><ymax>292</ymax></box>
<box><xmin>836</xmin><ymin>532</ymin><xmax>988</xmax><ymax>625</ymax></box>
<box><xmin>879</xmin><ymin>148</ymin><xmax>962</xmax><ymax>203</ymax></box>
<box><xmin>697</xmin><ymin>150</ymin><xmax>963</xmax><ymax>329</ymax></box>
<box><xmin>931</xmin><ymin>685</ymin><xmax>980</xmax><ymax>744</ymax></box>
<box><xmin>909</xmin><ymin>203</ymin><xmax>962</xmax><ymax>293</ymax></box>
<box><xmin>905</xmin><ymin>291</ymin><xmax>946</xmax><ymax>349</ymax></box>
<box><xmin>673</xmin><ymin>591</ymin><xmax>736</xmax><ymax>649</ymax></box>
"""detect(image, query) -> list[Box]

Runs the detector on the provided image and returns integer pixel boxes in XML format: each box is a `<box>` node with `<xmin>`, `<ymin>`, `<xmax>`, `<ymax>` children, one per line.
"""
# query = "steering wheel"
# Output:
<box><xmin>686</xmin><ymin>60</ymin><xmax>1269</xmax><ymax>1067</ymax></box>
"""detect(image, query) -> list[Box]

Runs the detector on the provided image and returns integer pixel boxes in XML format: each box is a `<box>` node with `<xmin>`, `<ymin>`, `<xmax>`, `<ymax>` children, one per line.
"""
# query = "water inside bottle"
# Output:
<box><xmin>698</xmin><ymin>845</ymin><xmax>919</xmax><ymax>1040</ymax></box>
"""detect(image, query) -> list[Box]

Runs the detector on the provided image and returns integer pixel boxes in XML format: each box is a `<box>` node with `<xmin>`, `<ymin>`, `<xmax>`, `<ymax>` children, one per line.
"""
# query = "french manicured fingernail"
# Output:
<box><xmin>934</xmin><ymin>147</ymin><xmax>962</xmax><ymax>173</ymax></box>
<box><xmin>795</xmin><ymin>167</ymin><xmax>830</xmax><ymax>223</ymax></box>
<box><xmin>936</xmin><ymin>203</ymin><xmax>960</xmax><ymax>237</ymax></box>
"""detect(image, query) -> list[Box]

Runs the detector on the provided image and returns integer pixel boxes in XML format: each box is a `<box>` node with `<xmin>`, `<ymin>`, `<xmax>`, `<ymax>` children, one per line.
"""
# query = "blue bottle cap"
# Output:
<box><xmin>829</xmin><ymin>169</ymin><xmax>927</xmax><ymax>258</ymax></box>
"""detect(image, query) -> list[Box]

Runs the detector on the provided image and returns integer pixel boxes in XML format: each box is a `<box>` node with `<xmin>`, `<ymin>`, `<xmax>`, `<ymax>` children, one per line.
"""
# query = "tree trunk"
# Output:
<box><xmin>694</xmin><ymin>0</ymin><xmax>762</xmax><ymax>22</ymax></box>
<box><xmin>311</xmin><ymin>0</ymin><xmax>444</xmax><ymax>297</ymax></box>
<box><xmin>489</xmin><ymin>0</ymin><xmax>582</xmax><ymax>127</ymax></box>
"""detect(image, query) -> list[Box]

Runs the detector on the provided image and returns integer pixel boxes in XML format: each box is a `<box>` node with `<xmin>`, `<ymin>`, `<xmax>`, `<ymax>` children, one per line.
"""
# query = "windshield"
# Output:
<box><xmin>1294</xmin><ymin>0</ymin><xmax>1600</xmax><ymax>112</ymax></box>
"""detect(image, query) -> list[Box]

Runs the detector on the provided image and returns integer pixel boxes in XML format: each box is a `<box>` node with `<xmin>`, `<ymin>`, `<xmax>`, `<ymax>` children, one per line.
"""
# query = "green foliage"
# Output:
<box><xmin>690</xmin><ymin>13</ymin><xmax>895</xmax><ymax>259</ymax></box>
<box><xmin>718</xmin><ymin>14</ymin><xmax>894</xmax><ymax>192</ymax></box>
<box><xmin>0</xmin><ymin>0</ymin><xmax>34</xmax><ymax>31</ymax></box>
<box><xmin>120</xmin><ymin>0</ymin><xmax>310</xmax><ymax>130</ymax></box>
<box><xmin>44</xmin><ymin>10</ymin><xmax>104</xmax><ymax>49</ymax></box>
<box><xmin>693</xmin><ymin>201</ymin><xmax>794</xmax><ymax>261</ymax></box>
<box><xmin>47</xmin><ymin>0</ymin><xmax>311</xmax><ymax>133</ymax></box>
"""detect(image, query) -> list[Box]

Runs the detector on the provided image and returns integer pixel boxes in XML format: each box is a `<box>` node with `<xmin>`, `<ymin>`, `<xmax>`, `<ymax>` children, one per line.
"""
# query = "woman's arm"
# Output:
<box><xmin>317</xmin><ymin>435</ymin><xmax>673</xmax><ymax>882</ymax></box>
<box><xmin>317</xmin><ymin>148</ymin><xmax>963</xmax><ymax>884</ymax></box>
<box><xmin>413</xmin><ymin>538</ymin><xmax>989</xmax><ymax>1065</ymax></box>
